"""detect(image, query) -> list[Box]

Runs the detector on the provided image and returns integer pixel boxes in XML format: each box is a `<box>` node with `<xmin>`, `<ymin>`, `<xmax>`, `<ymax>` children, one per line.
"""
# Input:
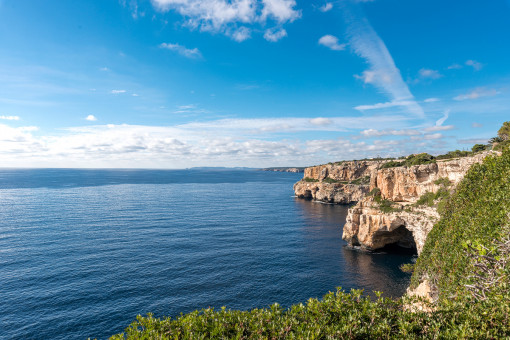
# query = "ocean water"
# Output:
<box><xmin>0</xmin><ymin>169</ymin><xmax>414</xmax><ymax>339</ymax></box>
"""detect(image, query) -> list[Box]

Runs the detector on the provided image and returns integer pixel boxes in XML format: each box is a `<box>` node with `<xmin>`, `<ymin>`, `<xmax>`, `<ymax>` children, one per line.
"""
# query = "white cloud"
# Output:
<box><xmin>99</xmin><ymin>67</ymin><xmax>109</xmax><ymax>71</ymax></box>
<box><xmin>418</xmin><ymin>68</ymin><xmax>442</xmax><ymax>80</ymax></box>
<box><xmin>453</xmin><ymin>88</ymin><xmax>499</xmax><ymax>101</ymax></box>
<box><xmin>230</xmin><ymin>26</ymin><xmax>252</xmax><ymax>42</ymax></box>
<box><xmin>159</xmin><ymin>42</ymin><xmax>203</xmax><ymax>59</ymax></box>
<box><xmin>319</xmin><ymin>3</ymin><xmax>333</xmax><ymax>12</ymax></box>
<box><xmin>309</xmin><ymin>117</ymin><xmax>332</xmax><ymax>126</ymax></box>
<box><xmin>346</xmin><ymin>2</ymin><xmax>424</xmax><ymax>117</ymax></box>
<box><xmin>264</xmin><ymin>28</ymin><xmax>287</xmax><ymax>42</ymax></box>
<box><xmin>423</xmin><ymin>98</ymin><xmax>440</xmax><ymax>103</ymax></box>
<box><xmin>447</xmin><ymin>63</ymin><xmax>462</xmax><ymax>70</ymax></box>
<box><xmin>435</xmin><ymin>109</ymin><xmax>450</xmax><ymax>126</ymax></box>
<box><xmin>318</xmin><ymin>35</ymin><xmax>346</xmax><ymax>51</ymax></box>
<box><xmin>458</xmin><ymin>138</ymin><xmax>488</xmax><ymax>144</ymax></box>
<box><xmin>354</xmin><ymin>100</ymin><xmax>414</xmax><ymax>111</ymax></box>
<box><xmin>360</xmin><ymin>128</ymin><xmax>420</xmax><ymax>137</ymax></box>
<box><xmin>151</xmin><ymin>0</ymin><xmax>300</xmax><ymax>41</ymax></box>
<box><xmin>465</xmin><ymin>60</ymin><xmax>483</xmax><ymax>71</ymax></box>
<box><xmin>111</xmin><ymin>90</ymin><xmax>127</xmax><ymax>94</ymax></box>
<box><xmin>0</xmin><ymin>115</ymin><xmax>20</xmax><ymax>120</ymax></box>
<box><xmin>423</xmin><ymin>125</ymin><xmax>454</xmax><ymax>132</ymax></box>
<box><xmin>85</xmin><ymin>115</ymin><xmax>97</xmax><ymax>121</ymax></box>
<box><xmin>472</xmin><ymin>122</ymin><xmax>483</xmax><ymax>128</ymax></box>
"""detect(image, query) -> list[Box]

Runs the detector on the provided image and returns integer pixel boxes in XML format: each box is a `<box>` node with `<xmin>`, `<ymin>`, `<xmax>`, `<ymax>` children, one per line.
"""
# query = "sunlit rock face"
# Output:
<box><xmin>343</xmin><ymin>152</ymin><xmax>494</xmax><ymax>254</ymax></box>
<box><xmin>371</xmin><ymin>152</ymin><xmax>490</xmax><ymax>203</ymax></box>
<box><xmin>343</xmin><ymin>198</ymin><xmax>438</xmax><ymax>254</ymax></box>
<box><xmin>294</xmin><ymin>160</ymin><xmax>385</xmax><ymax>204</ymax></box>
<box><xmin>303</xmin><ymin>161</ymin><xmax>384</xmax><ymax>182</ymax></box>
<box><xmin>293</xmin><ymin>182</ymin><xmax>369</xmax><ymax>204</ymax></box>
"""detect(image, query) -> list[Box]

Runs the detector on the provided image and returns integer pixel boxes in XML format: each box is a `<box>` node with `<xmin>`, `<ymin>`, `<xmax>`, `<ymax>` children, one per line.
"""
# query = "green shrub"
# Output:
<box><xmin>405</xmin><ymin>153</ymin><xmax>436</xmax><ymax>166</ymax></box>
<box><xmin>322</xmin><ymin>177</ymin><xmax>340</xmax><ymax>183</ymax></box>
<box><xmin>498</xmin><ymin>121</ymin><xmax>510</xmax><ymax>141</ymax></box>
<box><xmin>380</xmin><ymin>160</ymin><xmax>403</xmax><ymax>168</ymax></box>
<box><xmin>303</xmin><ymin>177</ymin><xmax>319</xmax><ymax>183</ymax></box>
<box><xmin>471</xmin><ymin>144</ymin><xmax>487</xmax><ymax>153</ymax></box>
<box><xmin>411</xmin><ymin>149</ymin><xmax>510</xmax><ymax>305</ymax></box>
<box><xmin>436</xmin><ymin>150</ymin><xmax>471</xmax><ymax>160</ymax></box>
<box><xmin>433</xmin><ymin>177</ymin><xmax>451</xmax><ymax>187</ymax></box>
<box><xmin>349</xmin><ymin>176</ymin><xmax>370</xmax><ymax>185</ymax></box>
<box><xmin>368</xmin><ymin>187</ymin><xmax>381</xmax><ymax>197</ymax></box>
<box><xmin>416</xmin><ymin>191</ymin><xmax>436</xmax><ymax>207</ymax></box>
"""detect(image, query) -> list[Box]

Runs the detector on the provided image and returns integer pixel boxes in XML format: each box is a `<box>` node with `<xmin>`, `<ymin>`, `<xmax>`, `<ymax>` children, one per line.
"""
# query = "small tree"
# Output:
<box><xmin>471</xmin><ymin>144</ymin><xmax>487</xmax><ymax>153</ymax></box>
<box><xmin>498</xmin><ymin>121</ymin><xmax>510</xmax><ymax>141</ymax></box>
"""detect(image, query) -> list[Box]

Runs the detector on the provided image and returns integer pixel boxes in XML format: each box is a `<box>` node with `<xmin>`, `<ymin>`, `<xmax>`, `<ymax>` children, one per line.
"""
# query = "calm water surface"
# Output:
<box><xmin>0</xmin><ymin>169</ymin><xmax>413</xmax><ymax>339</ymax></box>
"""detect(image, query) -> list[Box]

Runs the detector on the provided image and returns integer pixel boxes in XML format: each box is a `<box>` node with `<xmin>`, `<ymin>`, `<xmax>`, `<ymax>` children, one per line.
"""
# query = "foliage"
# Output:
<box><xmin>400</xmin><ymin>263</ymin><xmax>415</xmax><ymax>273</ymax></box>
<box><xmin>112</xmin><ymin>286</ymin><xmax>510</xmax><ymax>339</ymax></box>
<box><xmin>368</xmin><ymin>187</ymin><xmax>381</xmax><ymax>197</ymax></box>
<box><xmin>302</xmin><ymin>177</ymin><xmax>319</xmax><ymax>183</ymax></box>
<box><xmin>349</xmin><ymin>176</ymin><xmax>370</xmax><ymax>185</ymax></box>
<box><xmin>433</xmin><ymin>177</ymin><xmax>451</xmax><ymax>187</ymax></box>
<box><xmin>436</xmin><ymin>150</ymin><xmax>471</xmax><ymax>160</ymax></box>
<box><xmin>415</xmin><ymin>192</ymin><xmax>436</xmax><ymax>207</ymax></box>
<box><xmin>411</xmin><ymin>149</ymin><xmax>510</xmax><ymax>306</ymax></box>
<box><xmin>489</xmin><ymin>136</ymin><xmax>504</xmax><ymax>144</ymax></box>
<box><xmin>471</xmin><ymin>144</ymin><xmax>488</xmax><ymax>153</ymax></box>
<box><xmin>322</xmin><ymin>177</ymin><xmax>341</xmax><ymax>184</ymax></box>
<box><xmin>380</xmin><ymin>160</ymin><xmax>403</xmax><ymax>169</ymax></box>
<box><xmin>405</xmin><ymin>153</ymin><xmax>436</xmax><ymax>166</ymax></box>
<box><xmin>498</xmin><ymin>121</ymin><xmax>510</xmax><ymax>141</ymax></box>
<box><xmin>493</xmin><ymin>139</ymin><xmax>510</xmax><ymax>151</ymax></box>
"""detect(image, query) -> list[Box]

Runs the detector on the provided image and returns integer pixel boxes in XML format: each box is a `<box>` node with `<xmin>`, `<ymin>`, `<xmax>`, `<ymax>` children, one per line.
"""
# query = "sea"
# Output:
<box><xmin>0</xmin><ymin>169</ymin><xmax>414</xmax><ymax>339</ymax></box>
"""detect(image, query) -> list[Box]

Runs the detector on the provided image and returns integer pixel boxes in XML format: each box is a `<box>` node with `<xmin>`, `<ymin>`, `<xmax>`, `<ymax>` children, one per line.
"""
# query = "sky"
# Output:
<box><xmin>0</xmin><ymin>0</ymin><xmax>509</xmax><ymax>168</ymax></box>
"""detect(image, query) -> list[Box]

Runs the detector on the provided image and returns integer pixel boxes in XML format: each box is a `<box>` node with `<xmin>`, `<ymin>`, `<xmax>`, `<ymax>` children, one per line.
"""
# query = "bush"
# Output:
<box><xmin>405</xmin><ymin>153</ymin><xmax>436</xmax><ymax>166</ymax></box>
<box><xmin>498</xmin><ymin>121</ymin><xmax>510</xmax><ymax>141</ymax></box>
<box><xmin>436</xmin><ymin>150</ymin><xmax>471</xmax><ymax>160</ymax></box>
<box><xmin>322</xmin><ymin>177</ymin><xmax>340</xmax><ymax>184</ymax></box>
<box><xmin>349</xmin><ymin>176</ymin><xmax>370</xmax><ymax>185</ymax></box>
<box><xmin>415</xmin><ymin>192</ymin><xmax>436</xmax><ymax>207</ymax></box>
<box><xmin>411</xmin><ymin>149</ymin><xmax>510</xmax><ymax>304</ymax></box>
<box><xmin>302</xmin><ymin>177</ymin><xmax>319</xmax><ymax>182</ymax></box>
<box><xmin>380</xmin><ymin>160</ymin><xmax>403</xmax><ymax>168</ymax></box>
<box><xmin>471</xmin><ymin>144</ymin><xmax>487</xmax><ymax>153</ymax></box>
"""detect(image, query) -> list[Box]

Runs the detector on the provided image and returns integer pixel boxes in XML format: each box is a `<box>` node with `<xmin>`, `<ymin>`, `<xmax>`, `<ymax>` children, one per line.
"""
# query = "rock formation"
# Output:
<box><xmin>342</xmin><ymin>152</ymin><xmax>493</xmax><ymax>254</ymax></box>
<box><xmin>294</xmin><ymin>152</ymin><xmax>495</xmax><ymax>255</ymax></box>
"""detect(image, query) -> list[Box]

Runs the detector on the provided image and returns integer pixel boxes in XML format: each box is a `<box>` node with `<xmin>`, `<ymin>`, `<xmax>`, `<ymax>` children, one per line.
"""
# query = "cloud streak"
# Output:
<box><xmin>343</xmin><ymin>2</ymin><xmax>424</xmax><ymax>117</ymax></box>
<box><xmin>160</xmin><ymin>42</ymin><xmax>203</xmax><ymax>59</ymax></box>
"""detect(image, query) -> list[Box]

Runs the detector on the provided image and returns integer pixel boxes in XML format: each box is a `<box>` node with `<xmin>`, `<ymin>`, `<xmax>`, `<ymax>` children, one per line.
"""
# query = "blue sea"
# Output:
<box><xmin>0</xmin><ymin>169</ymin><xmax>414</xmax><ymax>340</ymax></box>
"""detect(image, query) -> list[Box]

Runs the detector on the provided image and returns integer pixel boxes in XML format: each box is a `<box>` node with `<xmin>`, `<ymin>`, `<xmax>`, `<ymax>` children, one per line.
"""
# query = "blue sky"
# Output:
<box><xmin>0</xmin><ymin>0</ymin><xmax>509</xmax><ymax>168</ymax></box>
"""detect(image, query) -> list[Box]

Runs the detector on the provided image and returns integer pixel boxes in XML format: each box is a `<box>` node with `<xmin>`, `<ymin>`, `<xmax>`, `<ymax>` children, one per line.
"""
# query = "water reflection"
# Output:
<box><xmin>294</xmin><ymin>198</ymin><xmax>413</xmax><ymax>298</ymax></box>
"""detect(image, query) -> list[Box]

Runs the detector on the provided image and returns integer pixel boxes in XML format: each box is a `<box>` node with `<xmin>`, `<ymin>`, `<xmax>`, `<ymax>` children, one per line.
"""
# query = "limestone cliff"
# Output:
<box><xmin>343</xmin><ymin>152</ymin><xmax>495</xmax><ymax>254</ymax></box>
<box><xmin>371</xmin><ymin>152</ymin><xmax>490</xmax><ymax>203</ymax></box>
<box><xmin>293</xmin><ymin>160</ymin><xmax>384</xmax><ymax>204</ymax></box>
<box><xmin>293</xmin><ymin>182</ymin><xmax>369</xmax><ymax>204</ymax></box>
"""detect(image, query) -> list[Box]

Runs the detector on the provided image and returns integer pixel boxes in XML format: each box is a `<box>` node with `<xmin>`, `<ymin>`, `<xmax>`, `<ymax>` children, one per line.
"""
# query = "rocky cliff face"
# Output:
<box><xmin>294</xmin><ymin>182</ymin><xmax>369</xmax><ymax>204</ymax></box>
<box><xmin>343</xmin><ymin>152</ymin><xmax>494</xmax><ymax>254</ymax></box>
<box><xmin>342</xmin><ymin>198</ymin><xmax>438</xmax><ymax>254</ymax></box>
<box><xmin>293</xmin><ymin>160</ymin><xmax>384</xmax><ymax>204</ymax></box>
<box><xmin>294</xmin><ymin>152</ymin><xmax>494</xmax><ymax>255</ymax></box>
<box><xmin>304</xmin><ymin>161</ymin><xmax>384</xmax><ymax>182</ymax></box>
<box><xmin>371</xmin><ymin>152</ymin><xmax>489</xmax><ymax>202</ymax></box>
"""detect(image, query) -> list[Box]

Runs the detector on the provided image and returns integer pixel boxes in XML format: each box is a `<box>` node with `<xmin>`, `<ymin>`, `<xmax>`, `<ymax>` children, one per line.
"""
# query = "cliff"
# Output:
<box><xmin>294</xmin><ymin>152</ymin><xmax>495</xmax><ymax>255</ymax></box>
<box><xmin>293</xmin><ymin>160</ymin><xmax>385</xmax><ymax>204</ymax></box>
<box><xmin>342</xmin><ymin>152</ymin><xmax>494</xmax><ymax>254</ymax></box>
